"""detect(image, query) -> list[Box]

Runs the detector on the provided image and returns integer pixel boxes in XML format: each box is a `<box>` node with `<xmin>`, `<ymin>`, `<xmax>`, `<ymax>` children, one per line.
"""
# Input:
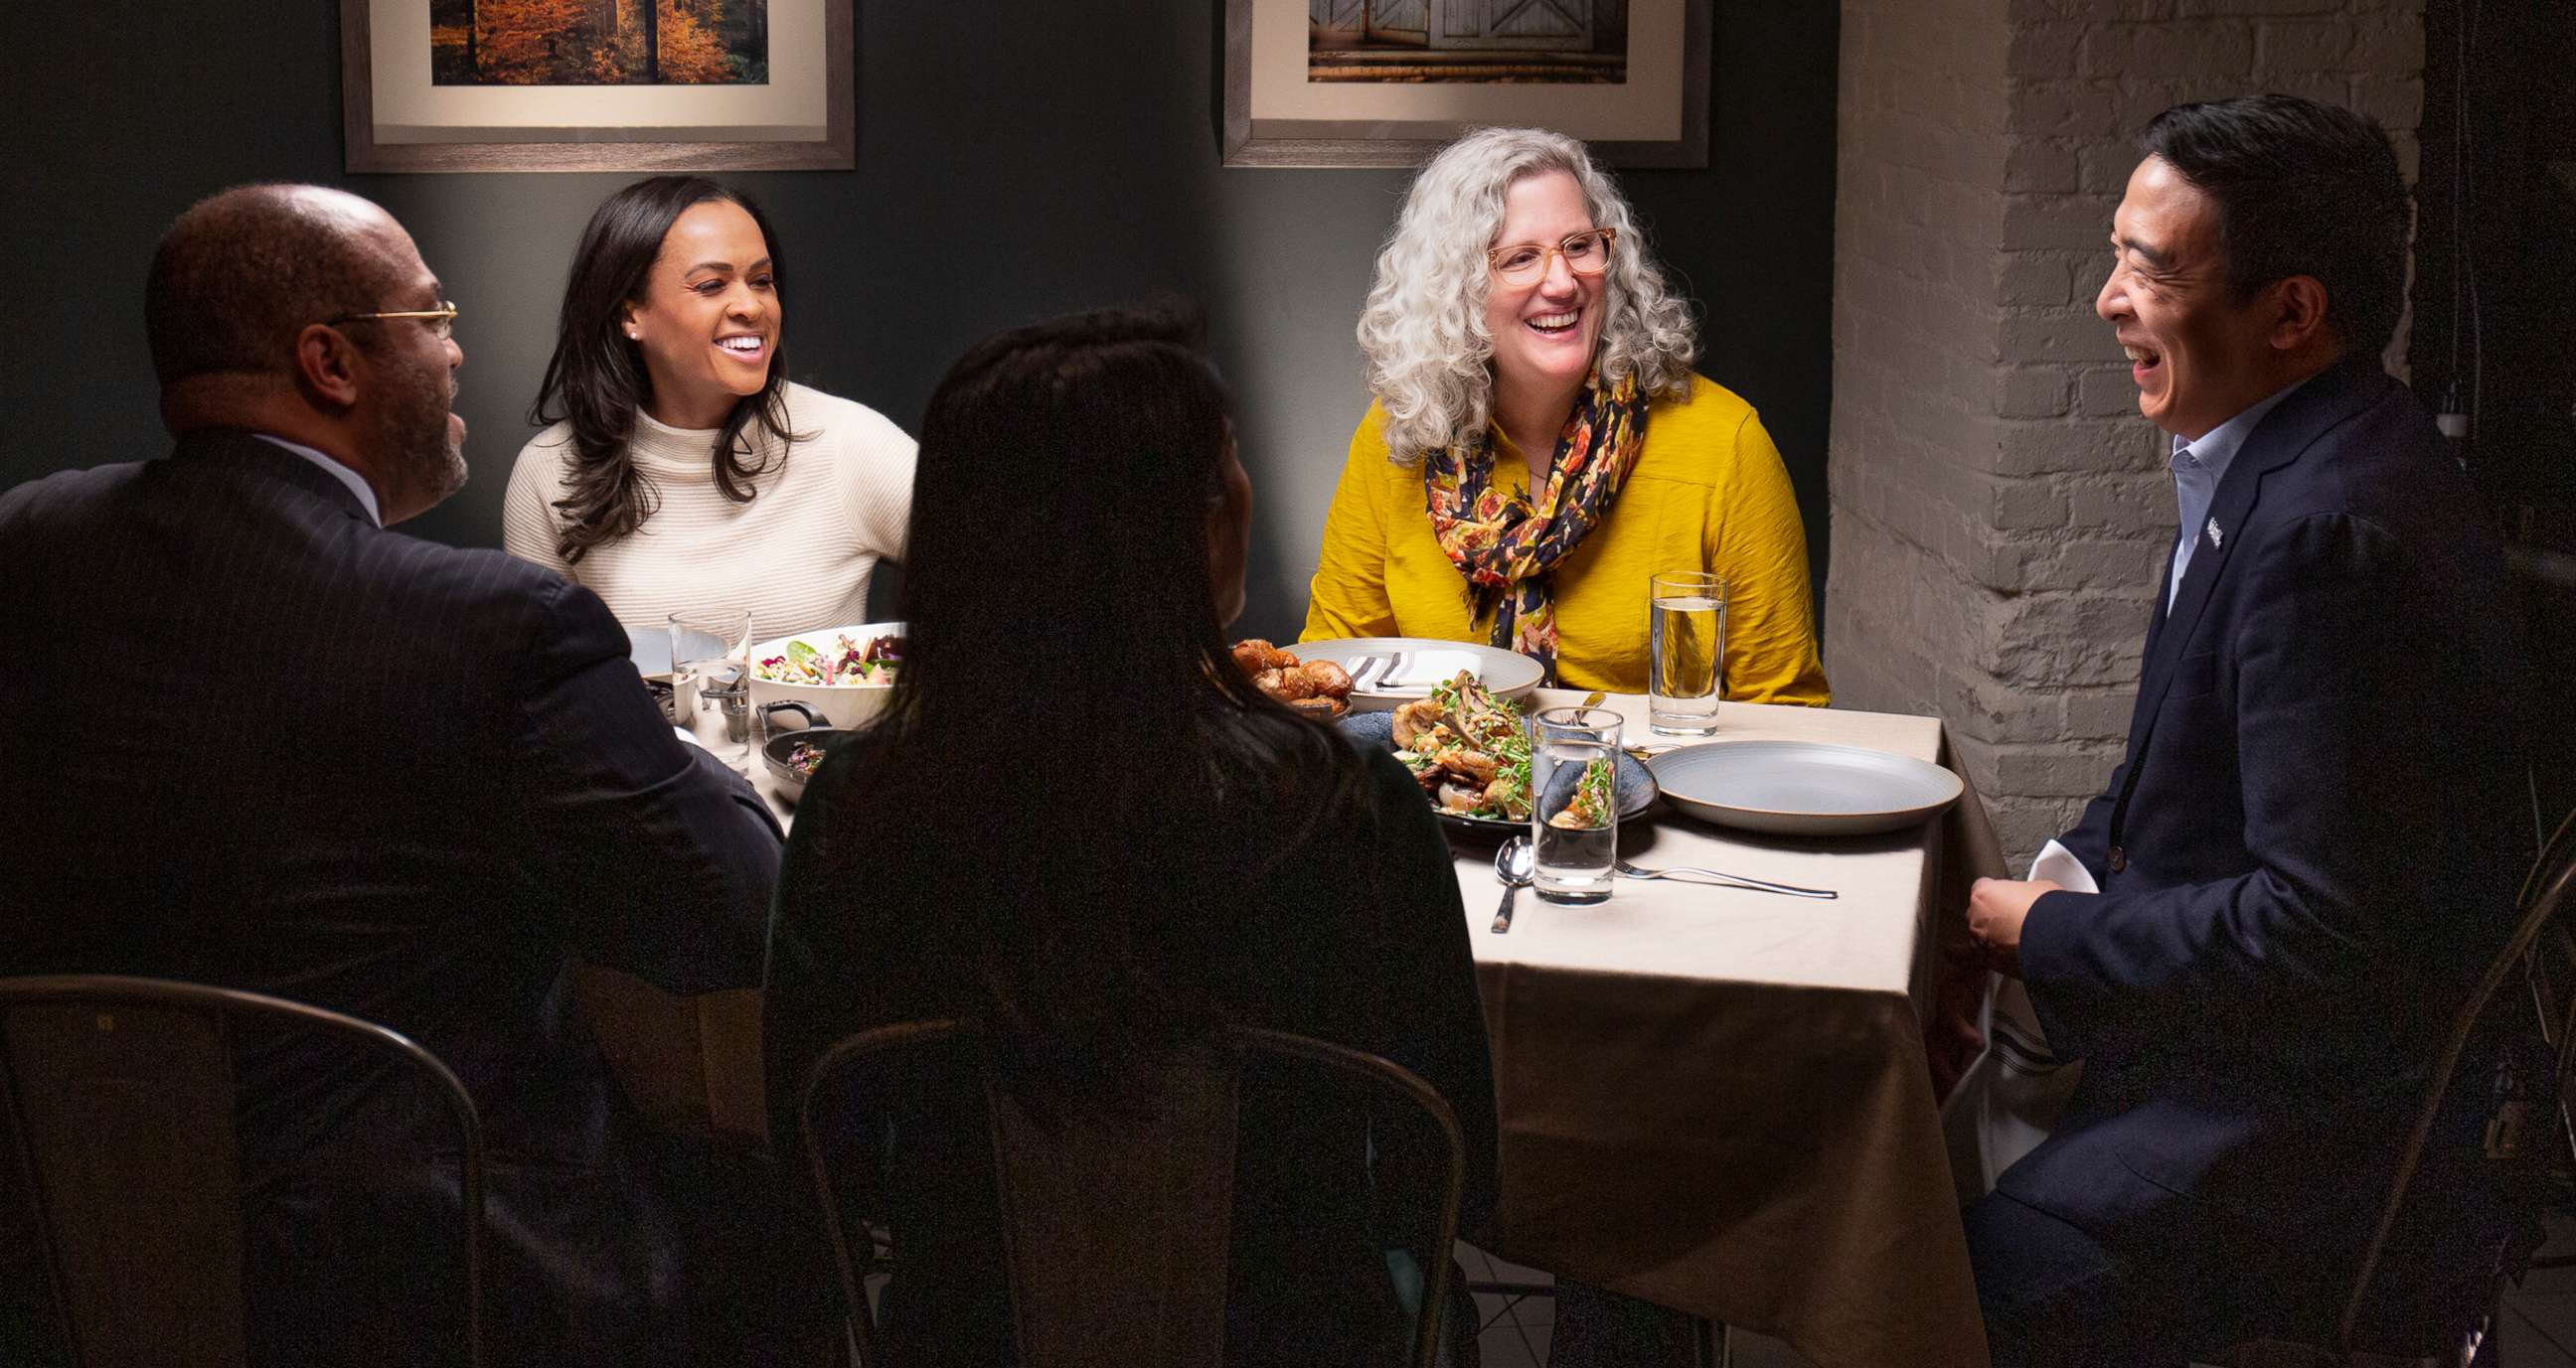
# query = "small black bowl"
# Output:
<box><xmin>758</xmin><ymin>701</ymin><xmax>841</xmax><ymax>805</ymax></box>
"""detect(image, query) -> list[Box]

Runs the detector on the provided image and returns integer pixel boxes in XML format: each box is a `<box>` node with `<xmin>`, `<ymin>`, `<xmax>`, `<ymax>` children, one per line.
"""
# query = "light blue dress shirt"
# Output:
<box><xmin>253</xmin><ymin>433</ymin><xmax>381</xmax><ymax>527</ymax></box>
<box><xmin>2166</xmin><ymin>384</ymin><xmax>2298</xmax><ymax>608</ymax></box>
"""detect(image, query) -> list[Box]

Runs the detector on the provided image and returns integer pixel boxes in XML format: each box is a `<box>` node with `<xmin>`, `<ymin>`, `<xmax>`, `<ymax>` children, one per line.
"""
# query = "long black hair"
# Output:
<box><xmin>809</xmin><ymin>304</ymin><xmax>1371</xmax><ymax>1083</ymax></box>
<box><xmin>527</xmin><ymin>175</ymin><xmax>798</xmax><ymax>563</ymax></box>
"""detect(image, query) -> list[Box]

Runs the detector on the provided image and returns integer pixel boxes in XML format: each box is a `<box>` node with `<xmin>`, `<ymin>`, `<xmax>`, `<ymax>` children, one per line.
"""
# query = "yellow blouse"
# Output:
<box><xmin>1300</xmin><ymin>374</ymin><xmax>1829</xmax><ymax>703</ymax></box>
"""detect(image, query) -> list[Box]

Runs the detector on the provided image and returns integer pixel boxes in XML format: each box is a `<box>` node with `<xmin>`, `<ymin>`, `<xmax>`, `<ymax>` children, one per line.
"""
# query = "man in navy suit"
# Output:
<box><xmin>0</xmin><ymin>186</ymin><xmax>796</xmax><ymax>1363</ymax></box>
<box><xmin>1962</xmin><ymin>97</ymin><xmax>2531</xmax><ymax>1362</ymax></box>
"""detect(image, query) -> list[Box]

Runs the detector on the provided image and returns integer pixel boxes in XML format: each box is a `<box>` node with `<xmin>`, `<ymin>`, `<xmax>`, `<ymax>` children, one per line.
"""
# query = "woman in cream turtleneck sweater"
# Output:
<box><xmin>504</xmin><ymin>176</ymin><xmax>915</xmax><ymax>641</ymax></box>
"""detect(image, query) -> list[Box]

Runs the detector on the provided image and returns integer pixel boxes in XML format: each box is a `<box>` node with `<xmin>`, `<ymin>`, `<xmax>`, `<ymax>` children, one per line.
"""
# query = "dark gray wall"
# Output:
<box><xmin>2</xmin><ymin>2</ymin><xmax>1836</xmax><ymax>646</ymax></box>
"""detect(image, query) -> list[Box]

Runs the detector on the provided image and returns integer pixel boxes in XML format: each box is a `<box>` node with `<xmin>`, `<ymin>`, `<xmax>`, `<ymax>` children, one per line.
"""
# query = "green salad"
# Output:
<box><xmin>753</xmin><ymin>633</ymin><xmax>901</xmax><ymax>686</ymax></box>
<box><xmin>1390</xmin><ymin>673</ymin><xmax>1533</xmax><ymax>821</ymax></box>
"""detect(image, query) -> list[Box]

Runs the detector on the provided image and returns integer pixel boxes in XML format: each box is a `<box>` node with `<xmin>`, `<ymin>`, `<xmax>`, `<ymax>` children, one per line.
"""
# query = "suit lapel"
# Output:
<box><xmin>2139</xmin><ymin>539</ymin><xmax>2177</xmax><ymax>666</ymax></box>
<box><xmin>2126</xmin><ymin>358</ymin><xmax>2391</xmax><ymax>728</ymax></box>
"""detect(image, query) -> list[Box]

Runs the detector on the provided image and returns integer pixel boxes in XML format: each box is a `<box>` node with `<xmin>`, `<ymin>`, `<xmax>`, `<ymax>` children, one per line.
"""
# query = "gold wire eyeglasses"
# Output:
<box><xmin>324</xmin><ymin>301</ymin><xmax>460</xmax><ymax>341</ymax></box>
<box><xmin>1487</xmin><ymin>228</ymin><xmax>1617</xmax><ymax>286</ymax></box>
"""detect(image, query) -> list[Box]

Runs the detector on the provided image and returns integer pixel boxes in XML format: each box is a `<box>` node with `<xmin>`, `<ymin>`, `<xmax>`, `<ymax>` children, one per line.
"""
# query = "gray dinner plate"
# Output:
<box><xmin>1647</xmin><ymin>740</ymin><xmax>1963</xmax><ymax>836</ymax></box>
<box><xmin>629</xmin><ymin>628</ymin><xmax>671</xmax><ymax>679</ymax></box>
<box><xmin>1339</xmin><ymin>710</ymin><xmax>1655</xmax><ymax>837</ymax></box>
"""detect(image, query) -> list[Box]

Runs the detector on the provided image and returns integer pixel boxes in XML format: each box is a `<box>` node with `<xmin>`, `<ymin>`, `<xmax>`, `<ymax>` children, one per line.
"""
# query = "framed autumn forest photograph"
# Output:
<box><xmin>1221</xmin><ymin>0</ymin><xmax>1708</xmax><ymax>169</ymax></box>
<box><xmin>343</xmin><ymin>0</ymin><xmax>854</xmax><ymax>173</ymax></box>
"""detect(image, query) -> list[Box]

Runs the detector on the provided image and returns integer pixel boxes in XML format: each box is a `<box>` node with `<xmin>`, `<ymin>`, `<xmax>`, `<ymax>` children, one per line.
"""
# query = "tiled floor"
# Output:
<box><xmin>1468</xmin><ymin>1209</ymin><xmax>2576</xmax><ymax>1367</ymax></box>
<box><xmin>1459</xmin><ymin>1242</ymin><xmax>1811</xmax><ymax>1368</ymax></box>
<box><xmin>2498</xmin><ymin>1210</ymin><xmax>2576</xmax><ymax>1366</ymax></box>
<box><xmin>1459</xmin><ymin>1242</ymin><xmax>1552</xmax><ymax>1368</ymax></box>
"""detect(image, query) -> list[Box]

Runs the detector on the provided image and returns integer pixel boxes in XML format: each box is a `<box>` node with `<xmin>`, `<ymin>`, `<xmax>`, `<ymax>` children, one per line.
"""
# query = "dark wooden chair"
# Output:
<box><xmin>0</xmin><ymin>975</ymin><xmax>486</xmax><ymax>1368</ymax></box>
<box><xmin>2224</xmin><ymin>810</ymin><xmax>2576</xmax><ymax>1368</ymax></box>
<box><xmin>798</xmin><ymin>1019</ymin><xmax>1467</xmax><ymax>1368</ymax></box>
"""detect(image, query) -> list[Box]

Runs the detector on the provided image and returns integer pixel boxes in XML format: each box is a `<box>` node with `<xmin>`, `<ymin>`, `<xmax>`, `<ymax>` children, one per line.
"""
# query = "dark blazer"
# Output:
<box><xmin>0</xmin><ymin>432</ymin><xmax>785</xmax><ymax>1365</ymax></box>
<box><xmin>2004</xmin><ymin>359</ymin><xmax>2529</xmax><ymax>1299</ymax></box>
<box><xmin>764</xmin><ymin>734</ymin><xmax>1500</xmax><ymax>1367</ymax></box>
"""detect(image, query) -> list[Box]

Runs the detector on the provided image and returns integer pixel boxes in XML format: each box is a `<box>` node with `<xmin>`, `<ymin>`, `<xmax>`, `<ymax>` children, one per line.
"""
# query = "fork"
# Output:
<box><xmin>1614</xmin><ymin>859</ymin><xmax>1838</xmax><ymax>899</ymax></box>
<box><xmin>1360</xmin><ymin>657</ymin><xmax>1421</xmax><ymax>695</ymax></box>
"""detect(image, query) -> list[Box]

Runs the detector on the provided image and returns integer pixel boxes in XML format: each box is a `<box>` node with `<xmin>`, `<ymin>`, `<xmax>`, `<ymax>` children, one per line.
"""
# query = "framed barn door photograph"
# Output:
<box><xmin>1228</xmin><ymin>0</ymin><xmax>1699</xmax><ymax>167</ymax></box>
<box><xmin>1432</xmin><ymin>0</ymin><xmax>1593</xmax><ymax>52</ymax></box>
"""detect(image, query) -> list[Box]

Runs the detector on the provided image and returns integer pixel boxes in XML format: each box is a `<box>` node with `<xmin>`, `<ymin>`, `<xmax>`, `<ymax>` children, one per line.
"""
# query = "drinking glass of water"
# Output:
<box><xmin>1648</xmin><ymin>571</ymin><xmax>1725</xmax><ymax>736</ymax></box>
<box><xmin>1531</xmin><ymin>705</ymin><xmax>1623</xmax><ymax>905</ymax></box>
<box><xmin>669</xmin><ymin>608</ymin><xmax>753</xmax><ymax>771</ymax></box>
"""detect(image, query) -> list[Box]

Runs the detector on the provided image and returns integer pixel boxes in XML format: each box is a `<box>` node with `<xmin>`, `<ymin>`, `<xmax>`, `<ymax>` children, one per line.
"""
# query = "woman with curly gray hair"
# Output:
<box><xmin>1301</xmin><ymin>126</ymin><xmax>1826</xmax><ymax>702</ymax></box>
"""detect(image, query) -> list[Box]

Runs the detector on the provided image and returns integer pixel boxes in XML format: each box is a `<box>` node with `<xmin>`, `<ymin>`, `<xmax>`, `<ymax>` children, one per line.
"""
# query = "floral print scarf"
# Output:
<box><xmin>1422</xmin><ymin>370</ymin><xmax>1648</xmax><ymax>681</ymax></box>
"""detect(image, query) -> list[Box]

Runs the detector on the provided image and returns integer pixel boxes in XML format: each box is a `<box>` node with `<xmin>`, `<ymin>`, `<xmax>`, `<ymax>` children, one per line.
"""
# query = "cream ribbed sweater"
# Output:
<box><xmin>502</xmin><ymin>382</ymin><xmax>916</xmax><ymax>642</ymax></box>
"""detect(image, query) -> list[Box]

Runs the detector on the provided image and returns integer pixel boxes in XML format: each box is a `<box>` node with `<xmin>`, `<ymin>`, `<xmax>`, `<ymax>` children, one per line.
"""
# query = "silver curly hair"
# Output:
<box><xmin>1358</xmin><ymin>126</ymin><xmax>1698</xmax><ymax>463</ymax></box>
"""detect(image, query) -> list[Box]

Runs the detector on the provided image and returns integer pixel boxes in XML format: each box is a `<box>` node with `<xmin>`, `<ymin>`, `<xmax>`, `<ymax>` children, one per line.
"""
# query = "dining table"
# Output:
<box><xmin>581</xmin><ymin>676</ymin><xmax>2009</xmax><ymax>1368</ymax></box>
<box><xmin>1457</xmin><ymin>687</ymin><xmax>2003</xmax><ymax>1368</ymax></box>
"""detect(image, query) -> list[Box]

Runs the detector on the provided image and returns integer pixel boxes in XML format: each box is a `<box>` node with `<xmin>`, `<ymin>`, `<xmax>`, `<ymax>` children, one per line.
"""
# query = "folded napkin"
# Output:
<box><xmin>2025</xmin><ymin>838</ymin><xmax>2096</xmax><ymax>893</ymax></box>
<box><xmin>1943</xmin><ymin>840</ymin><xmax>2093</xmax><ymax>1199</ymax></box>
<box><xmin>1370</xmin><ymin>651</ymin><xmax>1484</xmax><ymax>692</ymax></box>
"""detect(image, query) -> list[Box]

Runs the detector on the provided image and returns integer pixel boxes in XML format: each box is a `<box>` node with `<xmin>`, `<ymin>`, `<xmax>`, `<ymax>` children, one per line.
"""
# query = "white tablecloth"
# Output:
<box><xmin>617</xmin><ymin>685</ymin><xmax>2001</xmax><ymax>1366</ymax></box>
<box><xmin>1460</xmin><ymin>689</ymin><xmax>1996</xmax><ymax>1368</ymax></box>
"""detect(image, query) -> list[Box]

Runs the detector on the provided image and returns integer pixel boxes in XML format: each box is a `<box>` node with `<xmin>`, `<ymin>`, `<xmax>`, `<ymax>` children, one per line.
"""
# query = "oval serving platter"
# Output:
<box><xmin>1339</xmin><ymin>709</ymin><xmax>1655</xmax><ymax>837</ymax></box>
<box><xmin>1291</xmin><ymin>637</ymin><xmax>1544</xmax><ymax>714</ymax></box>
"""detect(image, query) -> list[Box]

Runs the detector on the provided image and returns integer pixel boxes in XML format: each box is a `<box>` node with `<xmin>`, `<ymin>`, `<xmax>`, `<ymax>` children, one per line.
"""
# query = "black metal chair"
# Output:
<box><xmin>798</xmin><ymin>1019</ymin><xmax>1468</xmax><ymax>1368</ymax></box>
<box><xmin>2221</xmin><ymin>811</ymin><xmax>2576</xmax><ymax>1368</ymax></box>
<box><xmin>0</xmin><ymin>975</ymin><xmax>486</xmax><ymax>1368</ymax></box>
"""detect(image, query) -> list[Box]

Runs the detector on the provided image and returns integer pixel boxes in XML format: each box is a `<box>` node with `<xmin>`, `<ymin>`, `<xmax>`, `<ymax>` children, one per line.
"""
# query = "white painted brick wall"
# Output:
<box><xmin>1827</xmin><ymin>0</ymin><xmax>2425</xmax><ymax>866</ymax></box>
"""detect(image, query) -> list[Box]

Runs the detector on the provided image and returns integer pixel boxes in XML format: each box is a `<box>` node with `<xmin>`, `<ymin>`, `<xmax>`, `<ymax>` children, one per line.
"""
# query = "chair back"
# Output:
<box><xmin>2338</xmin><ymin>812</ymin><xmax>2576</xmax><ymax>1350</ymax></box>
<box><xmin>985</xmin><ymin>1036</ymin><xmax>1240</xmax><ymax>1367</ymax></box>
<box><xmin>799</xmin><ymin>1020</ymin><xmax>1466</xmax><ymax>1368</ymax></box>
<box><xmin>0</xmin><ymin>976</ymin><xmax>485</xmax><ymax>1368</ymax></box>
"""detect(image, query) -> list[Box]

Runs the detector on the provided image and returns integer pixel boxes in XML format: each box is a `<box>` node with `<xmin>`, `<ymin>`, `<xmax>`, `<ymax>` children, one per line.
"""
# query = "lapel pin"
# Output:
<box><xmin>2205</xmin><ymin>517</ymin><xmax>2224</xmax><ymax>549</ymax></box>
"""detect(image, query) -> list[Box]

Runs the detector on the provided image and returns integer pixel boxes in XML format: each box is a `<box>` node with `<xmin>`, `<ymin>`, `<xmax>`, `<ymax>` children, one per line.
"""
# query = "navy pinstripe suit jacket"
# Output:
<box><xmin>0</xmin><ymin>430</ymin><xmax>787</xmax><ymax>1362</ymax></box>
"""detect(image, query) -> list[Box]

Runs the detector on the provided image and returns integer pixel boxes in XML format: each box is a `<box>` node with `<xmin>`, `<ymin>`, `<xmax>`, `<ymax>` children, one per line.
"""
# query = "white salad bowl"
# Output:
<box><xmin>746</xmin><ymin>620</ymin><xmax>905</xmax><ymax>730</ymax></box>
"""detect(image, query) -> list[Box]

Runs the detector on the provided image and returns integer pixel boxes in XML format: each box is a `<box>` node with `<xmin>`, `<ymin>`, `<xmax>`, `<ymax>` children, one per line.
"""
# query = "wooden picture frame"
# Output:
<box><xmin>343</xmin><ymin>0</ymin><xmax>855</xmax><ymax>173</ymax></box>
<box><xmin>1222</xmin><ymin>0</ymin><xmax>1708</xmax><ymax>169</ymax></box>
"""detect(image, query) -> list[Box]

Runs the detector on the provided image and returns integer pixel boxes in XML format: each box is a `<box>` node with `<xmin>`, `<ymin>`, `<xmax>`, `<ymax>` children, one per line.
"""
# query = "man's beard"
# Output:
<box><xmin>376</xmin><ymin>361</ymin><xmax>467</xmax><ymax>515</ymax></box>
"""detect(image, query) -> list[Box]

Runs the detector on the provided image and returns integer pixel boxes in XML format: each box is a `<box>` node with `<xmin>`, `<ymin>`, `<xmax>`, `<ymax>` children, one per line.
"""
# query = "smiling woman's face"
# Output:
<box><xmin>624</xmin><ymin>199</ymin><xmax>777</xmax><ymax>430</ymax></box>
<box><xmin>1482</xmin><ymin>170</ymin><xmax>1605</xmax><ymax>408</ymax></box>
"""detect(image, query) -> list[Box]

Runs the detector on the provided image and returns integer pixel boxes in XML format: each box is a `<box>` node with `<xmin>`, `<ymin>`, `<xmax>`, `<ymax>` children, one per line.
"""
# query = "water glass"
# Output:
<box><xmin>669</xmin><ymin>608</ymin><xmax>752</xmax><ymax>770</ymax></box>
<box><xmin>1530</xmin><ymin>705</ymin><xmax>1623</xmax><ymax>905</ymax></box>
<box><xmin>1648</xmin><ymin>570</ymin><xmax>1725</xmax><ymax>736</ymax></box>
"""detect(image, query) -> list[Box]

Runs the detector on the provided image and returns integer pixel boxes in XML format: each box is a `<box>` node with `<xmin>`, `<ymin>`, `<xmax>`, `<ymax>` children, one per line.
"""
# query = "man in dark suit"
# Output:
<box><xmin>1962</xmin><ymin>97</ymin><xmax>2531</xmax><ymax>1362</ymax></box>
<box><xmin>0</xmin><ymin>185</ymin><xmax>790</xmax><ymax>1363</ymax></box>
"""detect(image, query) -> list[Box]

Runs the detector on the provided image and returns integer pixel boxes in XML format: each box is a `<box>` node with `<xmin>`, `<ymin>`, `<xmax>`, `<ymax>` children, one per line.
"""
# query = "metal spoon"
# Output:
<box><xmin>1491</xmin><ymin>836</ymin><xmax>1534</xmax><ymax>933</ymax></box>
